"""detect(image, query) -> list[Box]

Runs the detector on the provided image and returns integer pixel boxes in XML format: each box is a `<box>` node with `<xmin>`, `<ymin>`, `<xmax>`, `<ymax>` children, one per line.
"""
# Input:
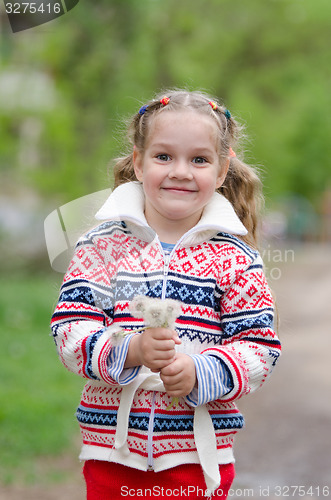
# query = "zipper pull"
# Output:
<box><xmin>163</xmin><ymin>251</ymin><xmax>170</xmax><ymax>276</ymax></box>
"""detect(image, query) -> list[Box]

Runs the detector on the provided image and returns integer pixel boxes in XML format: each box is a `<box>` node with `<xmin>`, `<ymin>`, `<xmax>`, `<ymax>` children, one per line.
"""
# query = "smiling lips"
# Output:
<box><xmin>162</xmin><ymin>186</ymin><xmax>197</xmax><ymax>193</ymax></box>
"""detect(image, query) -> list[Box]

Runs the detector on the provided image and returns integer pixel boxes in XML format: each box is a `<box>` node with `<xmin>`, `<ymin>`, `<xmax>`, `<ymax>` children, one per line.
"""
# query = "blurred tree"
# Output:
<box><xmin>0</xmin><ymin>0</ymin><xmax>330</xmax><ymax>207</ymax></box>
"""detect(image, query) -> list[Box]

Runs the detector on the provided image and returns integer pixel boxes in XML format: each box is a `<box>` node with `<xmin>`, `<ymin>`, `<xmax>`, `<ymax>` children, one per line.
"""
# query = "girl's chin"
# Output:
<box><xmin>161</xmin><ymin>208</ymin><xmax>203</xmax><ymax>224</ymax></box>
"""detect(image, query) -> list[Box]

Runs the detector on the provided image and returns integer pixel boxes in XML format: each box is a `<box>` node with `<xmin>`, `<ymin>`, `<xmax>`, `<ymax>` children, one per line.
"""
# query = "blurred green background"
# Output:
<box><xmin>0</xmin><ymin>0</ymin><xmax>330</xmax><ymax>494</ymax></box>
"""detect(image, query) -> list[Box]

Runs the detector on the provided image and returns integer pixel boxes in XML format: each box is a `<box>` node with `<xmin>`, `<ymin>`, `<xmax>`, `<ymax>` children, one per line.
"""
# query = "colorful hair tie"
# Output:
<box><xmin>160</xmin><ymin>96</ymin><xmax>170</xmax><ymax>106</ymax></box>
<box><xmin>224</xmin><ymin>109</ymin><xmax>231</xmax><ymax>120</ymax></box>
<box><xmin>209</xmin><ymin>101</ymin><xmax>218</xmax><ymax>111</ymax></box>
<box><xmin>138</xmin><ymin>104</ymin><xmax>149</xmax><ymax>115</ymax></box>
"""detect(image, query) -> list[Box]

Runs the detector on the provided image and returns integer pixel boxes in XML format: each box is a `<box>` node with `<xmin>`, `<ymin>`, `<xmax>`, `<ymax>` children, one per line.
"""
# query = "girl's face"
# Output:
<box><xmin>133</xmin><ymin>110</ymin><xmax>229</xmax><ymax>240</ymax></box>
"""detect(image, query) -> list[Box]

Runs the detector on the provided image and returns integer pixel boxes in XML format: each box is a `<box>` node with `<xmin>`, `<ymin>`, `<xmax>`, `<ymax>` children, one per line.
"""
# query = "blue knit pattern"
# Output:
<box><xmin>76</xmin><ymin>406</ymin><xmax>244</xmax><ymax>432</ymax></box>
<box><xmin>164</xmin><ymin>275</ymin><xmax>217</xmax><ymax>308</ymax></box>
<box><xmin>84</xmin><ymin>329</ymin><xmax>106</xmax><ymax>379</ymax></box>
<box><xmin>115</xmin><ymin>278</ymin><xmax>162</xmax><ymax>302</ymax></box>
<box><xmin>58</xmin><ymin>281</ymin><xmax>115</xmax><ymax>316</ymax></box>
<box><xmin>221</xmin><ymin>310</ymin><xmax>274</xmax><ymax>338</ymax></box>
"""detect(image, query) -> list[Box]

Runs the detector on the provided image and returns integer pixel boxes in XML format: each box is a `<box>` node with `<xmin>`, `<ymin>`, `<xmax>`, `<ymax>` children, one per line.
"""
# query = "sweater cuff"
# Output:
<box><xmin>185</xmin><ymin>354</ymin><xmax>234</xmax><ymax>407</ymax></box>
<box><xmin>107</xmin><ymin>333</ymin><xmax>141</xmax><ymax>385</ymax></box>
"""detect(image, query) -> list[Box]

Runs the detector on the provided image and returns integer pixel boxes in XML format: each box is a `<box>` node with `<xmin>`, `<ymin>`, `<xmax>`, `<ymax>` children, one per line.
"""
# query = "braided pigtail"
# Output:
<box><xmin>113</xmin><ymin>152</ymin><xmax>136</xmax><ymax>187</ymax></box>
<box><xmin>207</xmin><ymin>103</ymin><xmax>263</xmax><ymax>248</ymax></box>
<box><xmin>219</xmin><ymin>157</ymin><xmax>263</xmax><ymax>248</ymax></box>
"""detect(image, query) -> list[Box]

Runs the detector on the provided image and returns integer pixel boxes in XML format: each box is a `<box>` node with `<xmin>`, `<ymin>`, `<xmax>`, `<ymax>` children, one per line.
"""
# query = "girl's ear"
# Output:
<box><xmin>133</xmin><ymin>148</ymin><xmax>144</xmax><ymax>181</ymax></box>
<box><xmin>216</xmin><ymin>158</ymin><xmax>230</xmax><ymax>189</ymax></box>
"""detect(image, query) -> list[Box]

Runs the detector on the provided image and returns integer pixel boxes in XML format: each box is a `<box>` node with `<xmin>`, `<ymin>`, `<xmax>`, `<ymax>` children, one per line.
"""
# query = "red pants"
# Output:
<box><xmin>83</xmin><ymin>460</ymin><xmax>235</xmax><ymax>499</ymax></box>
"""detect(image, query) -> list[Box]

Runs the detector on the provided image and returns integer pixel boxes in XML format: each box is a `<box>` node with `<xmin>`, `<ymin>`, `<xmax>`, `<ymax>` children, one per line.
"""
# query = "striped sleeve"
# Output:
<box><xmin>107</xmin><ymin>333</ymin><xmax>141</xmax><ymax>384</ymax></box>
<box><xmin>201</xmin><ymin>252</ymin><xmax>281</xmax><ymax>402</ymax></box>
<box><xmin>51</xmin><ymin>226</ymin><xmax>139</xmax><ymax>386</ymax></box>
<box><xmin>185</xmin><ymin>355</ymin><xmax>234</xmax><ymax>406</ymax></box>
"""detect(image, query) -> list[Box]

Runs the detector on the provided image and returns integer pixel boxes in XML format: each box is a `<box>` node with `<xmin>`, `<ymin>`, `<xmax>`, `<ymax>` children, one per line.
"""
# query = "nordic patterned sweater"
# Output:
<box><xmin>51</xmin><ymin>181</ymin><xmax>281</xmax><ymax>486</ymax></box>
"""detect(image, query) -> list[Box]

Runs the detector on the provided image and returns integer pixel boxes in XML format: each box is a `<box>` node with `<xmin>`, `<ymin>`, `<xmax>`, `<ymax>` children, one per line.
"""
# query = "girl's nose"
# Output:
<box><xmin>168</xmin><ymin>160</ymin><xmax>193</xmax><ymax>179</ymax></box>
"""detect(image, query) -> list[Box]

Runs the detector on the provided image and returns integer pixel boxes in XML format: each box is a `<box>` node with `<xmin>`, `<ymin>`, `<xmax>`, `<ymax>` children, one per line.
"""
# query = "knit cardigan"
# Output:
<box><xmin>51</xmin><ymin>182</ymin><xmax>281</xmax><ymax>490</ymax></box>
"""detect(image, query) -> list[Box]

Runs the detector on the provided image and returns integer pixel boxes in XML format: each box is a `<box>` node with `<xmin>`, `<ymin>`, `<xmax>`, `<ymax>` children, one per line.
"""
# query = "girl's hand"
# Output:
<box><xmin>160</xmin><ymin>353</ymin><xmax>196</xmax><ymax>398</ymax></box>
<box><xmin>124</xmin><ymin>328</ymin><xmax>181</xmax><ymax>372</ymax></box>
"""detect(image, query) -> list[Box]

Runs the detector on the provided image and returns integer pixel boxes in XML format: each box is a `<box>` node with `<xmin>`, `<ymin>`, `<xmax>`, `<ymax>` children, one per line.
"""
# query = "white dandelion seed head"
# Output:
<box><xmin>143</xmin><ymin>302</ymin><xmax>170</xmax><ymax>328</ymax></box>
<box><xmin>129</xmin><ymin>295</ymin><xmax>148</xmax><ymax>318</ymax></box>
<box><xmin>130</xmin><ymin>296</ymin><xmax>182</xmax><ymax>328</ymax></box>
<box><xmin>163</xmin><ymin>299</ymin><xmax>182</xmax><ymax>328</ymax></box>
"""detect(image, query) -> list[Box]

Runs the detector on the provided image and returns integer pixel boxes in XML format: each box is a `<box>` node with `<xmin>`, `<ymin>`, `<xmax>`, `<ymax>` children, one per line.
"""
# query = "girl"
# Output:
<box><xmin>51</xmin><ymin>90</ymin><xmax>281</xmax><ymax>499</ymax></box>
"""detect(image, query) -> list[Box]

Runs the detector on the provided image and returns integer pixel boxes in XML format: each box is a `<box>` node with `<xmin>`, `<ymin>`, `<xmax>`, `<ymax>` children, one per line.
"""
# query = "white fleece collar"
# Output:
<box><xmin>95</xmin><ymin>181</ymin><xmax>247</xmax><ymax>244</ymax></box>
<box><xmin>96</xmin><ymin>181</ymin><xmax>148</xmax><ymax>226</ymax></box>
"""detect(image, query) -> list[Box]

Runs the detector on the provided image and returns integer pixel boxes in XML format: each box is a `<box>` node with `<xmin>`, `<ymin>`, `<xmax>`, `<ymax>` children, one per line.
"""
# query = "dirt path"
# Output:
<box><xmin>1</xmin><ymin>243</ymin><xmax>330</xmax><ymax>499</ymax></box>
<box><xmin>233</xmin><ymin>243</ymin><xmax>331</xmax><ymax>498</ymax></box>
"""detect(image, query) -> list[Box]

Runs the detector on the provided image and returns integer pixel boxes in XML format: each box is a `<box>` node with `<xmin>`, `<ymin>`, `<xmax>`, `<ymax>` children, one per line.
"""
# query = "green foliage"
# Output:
<box><xmin>0</xmin><ymin>274</ymin><xmax>83</xmax><ymax>484</ymax></box>
<box><xmin>1</xmin><ymin>0</ymin><xmax>330</xmax><ymax>204</ymax></box>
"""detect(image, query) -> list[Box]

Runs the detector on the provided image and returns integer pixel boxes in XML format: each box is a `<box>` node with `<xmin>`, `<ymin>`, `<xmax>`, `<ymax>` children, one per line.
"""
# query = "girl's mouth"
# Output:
<box><xmin>162</xmin><ymin>187</ymin><xmax>196</xmax><ymax>193</ymax></box>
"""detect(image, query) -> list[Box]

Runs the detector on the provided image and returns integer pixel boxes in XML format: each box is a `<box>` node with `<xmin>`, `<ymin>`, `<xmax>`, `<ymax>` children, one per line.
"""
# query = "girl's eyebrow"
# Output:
<box><xmin>151</xmin><ymin>143</ymin><xmax>215</xmax><ymax>155</ymax></box>
<box><xmin>192</xmin><ymin>148</ymin><xmax>215</xmax><ymax>156</ymax></box>
<box><xmin>149</xmin><ymin>142</ymin><xmax>173</xmax><ymax>149</ymax></box>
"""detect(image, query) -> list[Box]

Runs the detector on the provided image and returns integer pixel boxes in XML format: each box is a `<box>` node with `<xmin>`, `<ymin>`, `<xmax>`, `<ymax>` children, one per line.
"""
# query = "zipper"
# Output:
<box><xmin>161</xmin><ymin>249</ymin><xmax>171</xmax><ymax>299</ymax></box>
<box><xmin>146</xmin><ymin>244</ymin><xmax>173</xmax><ymax>470</ymax></box>
<box><xmin>147</xmin><ymin>391</ymin><xmax>156</xmax><ymax>470</ymax></box>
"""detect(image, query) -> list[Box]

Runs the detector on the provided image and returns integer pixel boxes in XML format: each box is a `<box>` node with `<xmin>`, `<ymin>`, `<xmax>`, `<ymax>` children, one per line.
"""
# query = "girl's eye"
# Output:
<box><xmin>156</xmin><ymin>154</ymin><xmax>171</xmax><ymax>162</ymax></box>
<box><xmin>193</xmin><ymin>156</ymin><xmax>207</xmax><ymax>165</ymax></box>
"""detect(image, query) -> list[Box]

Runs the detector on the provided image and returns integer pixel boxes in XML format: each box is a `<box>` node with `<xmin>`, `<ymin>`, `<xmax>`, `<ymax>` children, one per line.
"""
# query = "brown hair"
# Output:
<box><xmin>113</xmin><ymin>89</ymin><xmax>263</xmax><ymax>249</ymax></box>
